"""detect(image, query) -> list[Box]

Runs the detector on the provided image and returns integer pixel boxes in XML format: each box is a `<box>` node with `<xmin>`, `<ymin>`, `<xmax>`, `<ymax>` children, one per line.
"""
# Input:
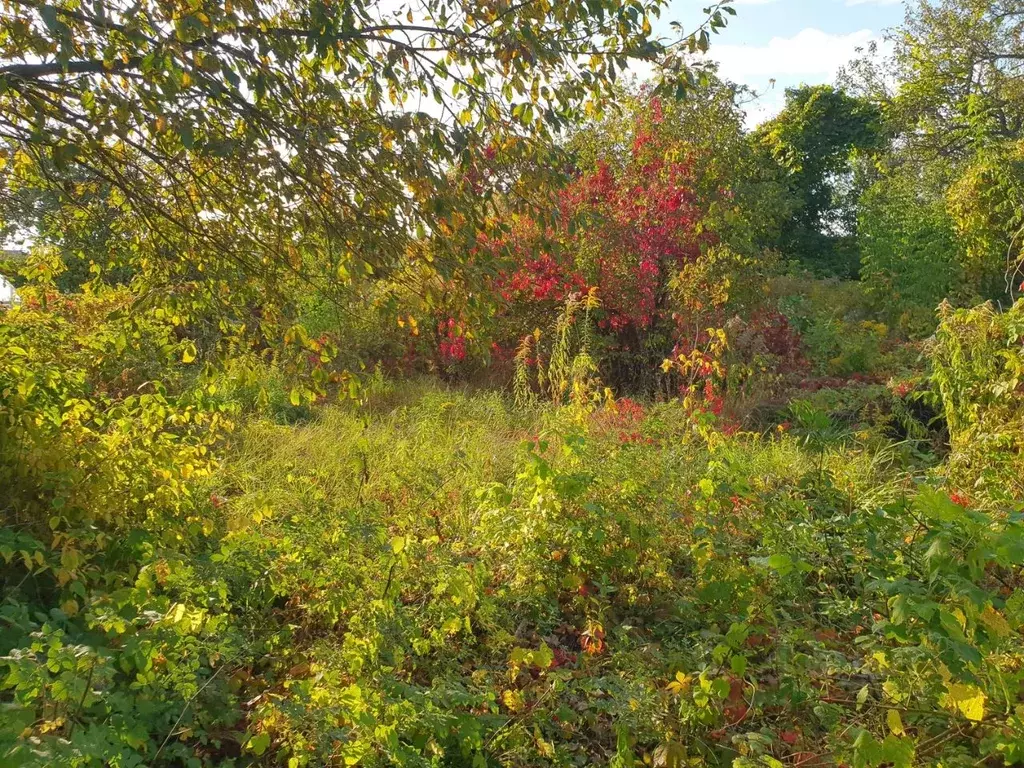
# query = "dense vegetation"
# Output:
<box><xmin>1</xmin><ymin>0</ymin><xmax>1023</xmax><ymax>766</ymax></box>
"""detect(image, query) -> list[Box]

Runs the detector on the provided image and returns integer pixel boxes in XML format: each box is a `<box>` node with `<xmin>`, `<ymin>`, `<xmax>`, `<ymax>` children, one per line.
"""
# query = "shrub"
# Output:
<box><xmin>478</xmin><ymin>90</ymin><xmax>786</xmax><ymax>396</ymax></box>
<box><xmin>0</xmin><ymin>289</ymin><xmax>241</xmax><ymax>765</ymax></box>
<box><xmin>483</xmin><ymin>105</ymin><xmax>716</xmax><ymax>393</ymax></box>
<box><xmin>859</xmin><ymin>170</ymin><xmax>962</xmax><ymax>333</ymax></box>
<box><xmin>929</xmin><ymin>298</ymin><xmax>1024</xmax><ymax>499</ymax></box>
<box><xmin>947</xmin><ymin>141</ymin><xmax>1024</xmax><ymax>302</ymax></box>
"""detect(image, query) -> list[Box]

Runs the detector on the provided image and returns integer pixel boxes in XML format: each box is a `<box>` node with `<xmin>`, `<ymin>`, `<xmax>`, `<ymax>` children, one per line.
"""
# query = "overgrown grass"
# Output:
<box><xmin>158</xmin><ymin>375</ymin><xmax>1019</xmax><ymax>767</ymax></box>
<box><xmin>3</xmin><ymin>306</ymin><xmax>1024</xmax><ymax>768</ymax></box>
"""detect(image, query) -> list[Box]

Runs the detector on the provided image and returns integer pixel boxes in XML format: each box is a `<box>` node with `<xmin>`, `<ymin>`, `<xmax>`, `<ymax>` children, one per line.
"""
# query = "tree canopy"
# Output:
<box><xmin>0</xmin><ymin>0</ymin><xmax>734</xmax><ymax>324</ymax></box>
<box><xmin>754</xmin><ymin>85</ymin><xmax>882</xmax><ymax>276</ymax></box>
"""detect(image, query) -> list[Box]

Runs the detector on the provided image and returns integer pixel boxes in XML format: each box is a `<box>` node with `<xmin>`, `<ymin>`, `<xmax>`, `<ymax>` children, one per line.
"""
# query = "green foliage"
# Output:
<box><xmin>886</xmin><ymin>0</ymin><xmax>1024</xmax><ymax>165</ymax></box>
<box><xmin>514</xmin><ymin>290</ymin><xmax>603</xmax><ymax>409</ymax></box>
<box><xmin>843</xmin><ymin>0</ymin><xmax>1024</xmax><ymax>310</ymax></box>
<box><xmin>947</xmin><ymin>141</ymin><xmax>1024</xmax><ymax>300</ymax></box>
<box><xmin>0</xmin><ymin>287</ymin><xmax>241</xmax><ymax>766</ymax></box>
<box><xmin>773</xmin><ymin>275</ymin><xmax>913</xmax><ymax>377</ymax></box>
<box><xmin>754</xmin><ymin>85</ymin><xmax>882</xmax><ymax>276</ymax></box>
<box><xmin>5</xmin><ymin>2</ymin><xmax>1024</xmax><ymax>766</ymax></box>
<box><xmin>4</xmin><ymin>279</ymin><xmax>1024</xmax><ymax>767</ymax></box>
<box><xmin>929</xmin><ymin>299</ymin><xmax>1024</xmax><ymax>499</ymax></box>
<box><xmin>858</xmin><ymin>169</ymin><xmax>963</xmax><ymax>333</ymax></box>
<box><xmin>0</xmin><ymin>0</ymin><xmax>736</xmax><ymax>376</ymax></box>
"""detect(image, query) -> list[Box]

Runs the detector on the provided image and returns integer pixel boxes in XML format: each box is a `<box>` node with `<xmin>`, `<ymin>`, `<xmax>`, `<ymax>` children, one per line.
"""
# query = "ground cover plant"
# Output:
<box><xmin>2</xmin><ymin>0</ymin><xmax>1024</xmax><ymax>766</ymax></box>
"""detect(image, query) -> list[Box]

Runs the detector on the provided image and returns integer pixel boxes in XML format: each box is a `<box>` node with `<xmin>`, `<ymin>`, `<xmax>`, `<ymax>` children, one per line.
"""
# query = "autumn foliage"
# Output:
<box><xmin>475</xmin><ymin>98</ymin><xmax>727</xmax><ymax>393</ymax></box>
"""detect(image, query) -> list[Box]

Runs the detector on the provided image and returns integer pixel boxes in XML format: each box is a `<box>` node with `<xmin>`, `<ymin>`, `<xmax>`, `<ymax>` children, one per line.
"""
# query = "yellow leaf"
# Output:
<box><xmin>502</xmin><ymin>689</ymin><xmax>524</xmax><ymax>713</ymax></box>
<box><xmin>944</xmin><ymin>683</ymin><xmax>986</xmax><ymax>722</ymax></box>
<box><xmin>886</xmin><ymin>708</ymin><xmax>905</xmax><ymax>735</ymax></box>
<box><xmin>979</xmin><ymin>605</ymin><xmax>1012</xmax><ymax>638</ymax></box>
<box><xmin>666</xmin><ymin>671</ymin><xmax>691</xmax><ymax>694</ymax></box>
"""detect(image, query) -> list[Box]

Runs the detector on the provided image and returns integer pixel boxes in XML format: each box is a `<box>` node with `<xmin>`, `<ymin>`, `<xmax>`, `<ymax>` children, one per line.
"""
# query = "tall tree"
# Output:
<box><xmin>753</xmin><ymin>85</ymin><xmax>882</xmax><ymax>277</ymax></box>
<box><xmin>841</xmin><ymin>0</ymin><xmax>1024</xmax><ymax>303</ymax></box>
<box><xmin>0</xmin><ymin>0</ymin><xmax>735</xmax><ymax>331</ymax></box>
<box><xmin>892</xmin><ymin>0</ymin><xmax>1024</xmax><ymax>162</ymax></box>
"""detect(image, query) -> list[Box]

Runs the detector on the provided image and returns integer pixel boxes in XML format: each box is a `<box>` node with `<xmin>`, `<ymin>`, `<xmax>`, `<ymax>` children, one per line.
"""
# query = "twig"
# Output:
<box><xmin>152</xmin><ymin>663</ymin><xmax>230</xmax><ymax>763</ymax></box>
<box><xmin>67</xmin><ymin>656</ymin><xmax>97</xmax><ymax>739</ymax></box>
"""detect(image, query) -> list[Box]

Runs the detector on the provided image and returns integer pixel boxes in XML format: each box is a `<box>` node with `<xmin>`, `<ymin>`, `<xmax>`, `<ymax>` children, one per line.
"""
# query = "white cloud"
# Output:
<box><xmin>846</xmin><ymin>0</ymin><xmax>902</xmax><ymax>5</ymax></box>
<box><xmin>732</xmin><ymin>0</ymin><xmax>781</xmax><ymax>4</ymax></box>
<box><xmin>709</xmin><ymin>27</ymin><xmax>878</xmax><ymax>81</ymax></box>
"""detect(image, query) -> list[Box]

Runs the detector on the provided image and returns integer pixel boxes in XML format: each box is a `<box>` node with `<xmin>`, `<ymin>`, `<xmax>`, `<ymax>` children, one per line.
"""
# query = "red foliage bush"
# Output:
<box><xmin>559</xmin><ymin>146</ymin><xmax>712</xmax><ymax>334</ymax></box>
<box><xmin>437</xmin><ymin>317</ymin><xmax>467</xmax><ymax>364</ymax></box>
<box><xmin>473</xmin><ymin>98</ymin><xmax>724</xmax><ymax>392</ymax></box>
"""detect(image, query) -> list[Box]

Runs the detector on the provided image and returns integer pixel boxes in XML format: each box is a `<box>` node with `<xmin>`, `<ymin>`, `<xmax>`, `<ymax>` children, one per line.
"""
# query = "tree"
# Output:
<box><xmin>0</xmin><ymin>0</ymin><xmax>735</xmax><ymax>351</ymax></box>
<box><xmin>858</xmin><ymin>166</ymin><xmax>962</xmax><ymax>334</ymax></box>
<box><xmin>0</xmin><ymin>152</ymin><xmax>133</xmax><ymax>292</ymax></box>
<box><xmin>477</xmin><ymin>83</ymin><xmax>784</xmax><ymax>395</ymax></box>
<box><xmin>894</xmin><ymin>0</ymin><xmax>1024</xmax><ymax>299</ymax></box>
<box><xmin>840</xmin><ymin>0</ymin><xmax>1024</xmax><ymax>303</ymax></box>
<box><xmin>754</xmin><ymin>85</ymin><xmax>882</xmax><ymax>276</ymax></box>
<box><xmin>890</xmin><ymin>0</ymin><xmax>1024</xmax><ymax>163</ymax></box>
<box><xmin>571</xmin><ymin>76</ymin><xmax>791</xmax><ymax>255</ymax></box>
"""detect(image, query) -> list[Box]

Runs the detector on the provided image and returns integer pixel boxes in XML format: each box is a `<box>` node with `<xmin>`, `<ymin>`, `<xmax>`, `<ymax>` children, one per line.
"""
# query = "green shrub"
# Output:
<box><xmin>774</xmin><ymin>275</ymin><xmax>916</xmax><ymax>378</ymax></box>
<box><xmin>4</xmin><ymin>367</ymin><xmax>1024</xmax><ymax>766</ymax></box>
<box><xmin>0</xmin><ymin>289</ymin><xmax>242</xmax><ymax>766</ymax></box>
<box><xmin>859</xmin><ymin>171</ymin><xmax>962</xmax><ymax>334</ymax></box>
<box><xmin>929</xmin><ymin>299</ymin><xmax>1024</xmax><ymax>499</ymax></box>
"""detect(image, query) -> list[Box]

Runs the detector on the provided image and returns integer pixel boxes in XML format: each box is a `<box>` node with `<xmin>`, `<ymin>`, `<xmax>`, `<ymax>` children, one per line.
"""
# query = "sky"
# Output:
<box><xmin>636</xmin><ymin>0</ymin><xmax>909</xmax><ymax>125</ymax></box>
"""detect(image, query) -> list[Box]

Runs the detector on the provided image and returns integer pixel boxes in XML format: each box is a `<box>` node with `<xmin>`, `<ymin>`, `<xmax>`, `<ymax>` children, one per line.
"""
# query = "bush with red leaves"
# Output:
<box><xmin>477</xmin><ymin>98</ymin><xmax>723</xmax><ymax>392</ymax></box>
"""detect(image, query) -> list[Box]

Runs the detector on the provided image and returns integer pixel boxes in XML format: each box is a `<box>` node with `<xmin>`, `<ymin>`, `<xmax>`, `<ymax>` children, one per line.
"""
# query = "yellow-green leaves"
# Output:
<box><xmin>247</xmin><ymin>731</ymin><xmax>271</xmax><ymax>756</ymax></box>
<box><xmin>1</xmin><ymin>0</ymin><xmax>730</xmax><ymax>351</ymax></box>
<box><xmin>944</xmin><ymin>683</ymin><xmax>987</xmax><ymax>722</ymax></box>
<box><xmin>886</xmin><ymin>709</ymin><xmax>905</xmax><ymax>736</ymax></box>
<box><xmin>510</xmin><ymin>643</ymin><xmax>554</xmax><ymax>671</ymax></box>
<box><xmin>666</xmin><ymin>671</ymin><xmax>691</xmax><ymax>695</ymax></box>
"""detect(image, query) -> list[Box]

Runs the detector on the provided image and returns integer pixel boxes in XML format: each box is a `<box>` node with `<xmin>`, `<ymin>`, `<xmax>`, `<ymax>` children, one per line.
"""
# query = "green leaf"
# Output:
<box><xmin>534</xmin><ymin>643</ymin><xmax>554</xmax><ymax>669</ymax></box>
<box><xmin>248</xmin><ymin>731</ymin><xmax>271</xmax><ymax>756</ymax></box>
<box><xmin>880</xmin><ymin>736</ymin><xmax>915</xmax><ymax>768</ymax></box>
<box><xmin>856</xmin><ymin>684</ymin><xmax>870</xmax><ymax>709</ymax></box>
<box><xmin>730</xmin><ymin>654</ymin><xmax>747</xmax><ymax>676</ymax></box>
<box><xmin>38</xmin><ymin>5</ymin><xmax>62</xmax><ymax>34</ymax></box>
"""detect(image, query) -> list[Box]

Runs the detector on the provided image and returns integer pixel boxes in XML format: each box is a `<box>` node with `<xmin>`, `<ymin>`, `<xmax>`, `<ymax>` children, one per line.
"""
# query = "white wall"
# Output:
<box><xmin>0</xmin><ymin>275</ymin><xmax>19</xmax><ymax>305</ymax></box>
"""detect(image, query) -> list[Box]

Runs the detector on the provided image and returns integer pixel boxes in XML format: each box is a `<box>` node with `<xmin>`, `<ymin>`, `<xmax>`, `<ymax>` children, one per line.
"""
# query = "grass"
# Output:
<box><xmin>167</xmin><ymin>374</ymin><xmax>1017</xmax><ymax>767</ymax></box>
